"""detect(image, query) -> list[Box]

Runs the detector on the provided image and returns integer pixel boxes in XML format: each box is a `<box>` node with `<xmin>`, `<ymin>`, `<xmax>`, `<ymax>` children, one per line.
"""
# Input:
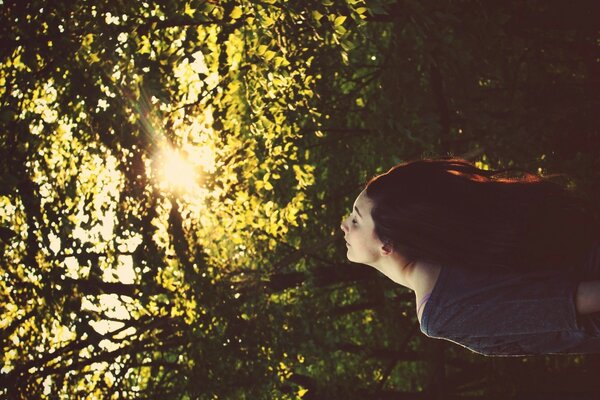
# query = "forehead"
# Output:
<box><xmin>354</xmin><ymin>190</ymin><xmax>371</xmax><ymax>209</ymax></box>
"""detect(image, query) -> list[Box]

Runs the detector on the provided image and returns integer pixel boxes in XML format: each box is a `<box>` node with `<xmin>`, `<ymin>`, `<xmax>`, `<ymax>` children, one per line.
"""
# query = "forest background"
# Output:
<box><xmin>1</xmin><ymin>0</ymin><xmax>599</xmax><ymax>398</ymax></box>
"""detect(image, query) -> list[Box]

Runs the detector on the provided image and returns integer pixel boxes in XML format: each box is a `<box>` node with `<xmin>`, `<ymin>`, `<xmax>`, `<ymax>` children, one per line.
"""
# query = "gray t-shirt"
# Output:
<box><xmin>420</xmin><ymin>243</ymin><xmax>600</xmax><ymax>356</ymax></box>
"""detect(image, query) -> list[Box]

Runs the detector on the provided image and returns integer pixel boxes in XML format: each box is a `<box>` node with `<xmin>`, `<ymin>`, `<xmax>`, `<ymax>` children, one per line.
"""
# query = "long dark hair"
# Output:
<box><xmin>365</xmin><ymin>157</ymin><xmax>599</xmax><ymax>273</ymax></box>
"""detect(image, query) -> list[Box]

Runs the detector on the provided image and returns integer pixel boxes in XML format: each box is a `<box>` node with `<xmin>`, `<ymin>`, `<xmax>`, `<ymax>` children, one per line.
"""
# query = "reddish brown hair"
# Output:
<box><xmin>365</xmin><ymin>157</ymin><xmax>599</xmax><ymax>273</ymax></box>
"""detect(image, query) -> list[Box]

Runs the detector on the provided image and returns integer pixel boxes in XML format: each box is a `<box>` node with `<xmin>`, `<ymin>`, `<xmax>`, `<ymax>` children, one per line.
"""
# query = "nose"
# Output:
<box><xmin>340</xmin><ymin>216</ymin><xmax>348</xmax><ymax>233</ymax></box>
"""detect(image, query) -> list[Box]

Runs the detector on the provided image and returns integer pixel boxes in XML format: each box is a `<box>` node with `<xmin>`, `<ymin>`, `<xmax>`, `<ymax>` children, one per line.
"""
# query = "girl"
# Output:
<box><xmin>340</xmin><ymin>157</ymin><xmax>600</xmax><ymax>356</ymax></box>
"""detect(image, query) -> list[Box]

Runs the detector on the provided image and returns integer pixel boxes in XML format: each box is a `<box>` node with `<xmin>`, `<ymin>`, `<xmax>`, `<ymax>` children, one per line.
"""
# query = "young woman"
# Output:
<box><xmin>340</xmin><ymin>157</ymin><xmax>600</xmax><ymax>356</ymax></box>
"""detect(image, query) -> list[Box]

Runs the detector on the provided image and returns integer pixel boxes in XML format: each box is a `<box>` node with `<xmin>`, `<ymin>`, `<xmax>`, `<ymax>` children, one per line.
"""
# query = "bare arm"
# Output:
<box><xmin>575</xmin><ymin>281</ymin><xmax>600</xmax><ymax>315</ymax></box>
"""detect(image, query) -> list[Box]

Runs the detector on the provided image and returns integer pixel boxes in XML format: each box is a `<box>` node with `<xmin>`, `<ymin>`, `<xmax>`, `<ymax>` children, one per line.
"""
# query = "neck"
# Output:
<box><xmin>370</xmin><ymin>253</ymin><xmax>419</xmax><ymax>291</ymax></box>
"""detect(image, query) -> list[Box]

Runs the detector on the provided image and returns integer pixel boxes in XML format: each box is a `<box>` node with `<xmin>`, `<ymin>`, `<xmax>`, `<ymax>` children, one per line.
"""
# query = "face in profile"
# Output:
<box><xmin>340</xmin><ymin>189</ymin><xmax>387</xmax><ymax>267</ymax></box>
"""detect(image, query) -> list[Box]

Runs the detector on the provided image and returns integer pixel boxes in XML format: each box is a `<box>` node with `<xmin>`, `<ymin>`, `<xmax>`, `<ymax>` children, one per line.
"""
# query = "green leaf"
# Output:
<box><xmin>230</xmin><ymin>6</ymin><xmax>243</xmax><ymax>20</ymax></box>
<box><xmin>257</xmin><ymin>45</ymin><xmax>268</xmax><ymax>56</ymax></box>
<box><xmin>264</xmin><ymin>50</ymin><xmax>276</xmax><ymax>61</ymax></box>
<box><xmin>334</xmin><ymin>15</ymin><xmax>347</xmax><ymax>26</ymax></box>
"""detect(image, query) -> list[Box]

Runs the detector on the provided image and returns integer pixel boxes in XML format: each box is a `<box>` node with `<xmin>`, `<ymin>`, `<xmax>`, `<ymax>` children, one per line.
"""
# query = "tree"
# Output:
<box><xmin>2</xmin><ymin>0</ymin><xmax>598</xmax><ymax>399</ymax></box>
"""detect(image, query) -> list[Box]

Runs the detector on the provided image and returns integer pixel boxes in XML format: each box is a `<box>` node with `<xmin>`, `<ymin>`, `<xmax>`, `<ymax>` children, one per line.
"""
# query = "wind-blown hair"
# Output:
<box><xmin>365</xmin><ymin>157</ymin><xmax>599</xmax><ymax>273</ymax></box>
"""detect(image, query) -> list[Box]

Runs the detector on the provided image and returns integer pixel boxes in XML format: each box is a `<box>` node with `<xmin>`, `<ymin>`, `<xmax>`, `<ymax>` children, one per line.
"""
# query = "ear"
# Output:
<box><xmin>381</xmin><ymin>242</ymin><xmax>393</xmax><ymax>255</ymax></box>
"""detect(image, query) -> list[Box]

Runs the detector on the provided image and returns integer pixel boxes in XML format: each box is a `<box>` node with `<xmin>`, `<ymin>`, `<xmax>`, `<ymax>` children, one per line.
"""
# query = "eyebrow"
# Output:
<box><xmin>354</xmin><ymin>206</ymin><xmax>362</xmax><ymax>218</ymax></box>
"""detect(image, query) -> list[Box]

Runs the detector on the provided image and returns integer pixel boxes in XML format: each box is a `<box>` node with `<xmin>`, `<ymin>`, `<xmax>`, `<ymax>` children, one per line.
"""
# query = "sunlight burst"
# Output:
<box><xmin>156</xmin><ymin>146</ymin><xmax>199</xmax><ymax>193</ymax></box>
